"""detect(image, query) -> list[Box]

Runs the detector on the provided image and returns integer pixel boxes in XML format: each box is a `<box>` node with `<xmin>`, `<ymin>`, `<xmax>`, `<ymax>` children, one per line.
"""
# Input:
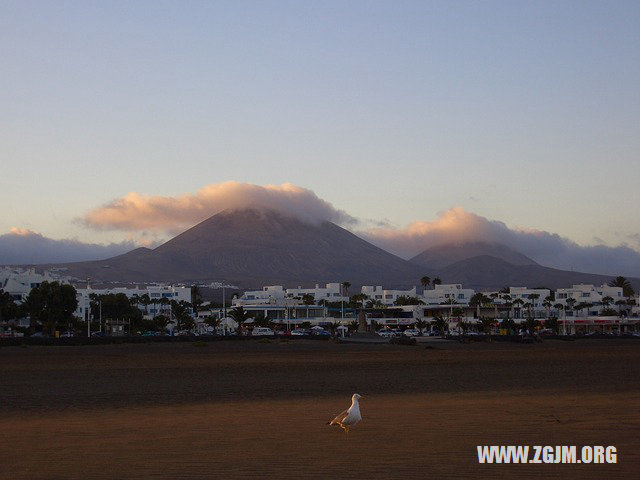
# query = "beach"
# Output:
<box><xmin>1</xmin><ymin>338</ymin><xmax>639</xmax><ymax>479</ymax></box>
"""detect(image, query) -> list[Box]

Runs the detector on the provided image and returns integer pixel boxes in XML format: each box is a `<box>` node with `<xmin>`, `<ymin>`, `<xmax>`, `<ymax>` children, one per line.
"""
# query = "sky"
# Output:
<box><xmin>1</xmin><ymin>1</ymin><xmax>639</xmax><ymax>275</ymax></box>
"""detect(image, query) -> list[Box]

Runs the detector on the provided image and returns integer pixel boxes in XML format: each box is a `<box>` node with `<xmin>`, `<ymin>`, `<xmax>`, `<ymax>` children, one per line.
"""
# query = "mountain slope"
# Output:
<box><xmin>434</xmin><ymin>255</ymin><xmax>619</xmax><ymax>290</ymax></box>
<box><xmin>54</xmin><ymin>208</ymin><xmax>424</xmax><ymax>287</ymax></box>
<box><xmin>410</xmin><ymin>242</ymin><xmax>538</xmax><ymax>269</ymax></box>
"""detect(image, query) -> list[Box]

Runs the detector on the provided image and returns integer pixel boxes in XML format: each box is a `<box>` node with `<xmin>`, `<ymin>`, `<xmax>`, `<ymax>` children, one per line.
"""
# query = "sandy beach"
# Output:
<box><xmin>1</xmin><ymin>338</ymin><xmax>639</xmax><ymax>479</ymax></box>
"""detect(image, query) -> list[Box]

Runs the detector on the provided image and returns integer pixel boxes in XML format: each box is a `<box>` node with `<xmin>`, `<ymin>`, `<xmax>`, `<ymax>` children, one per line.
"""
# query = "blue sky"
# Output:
<box><xmin>1</xmin><ymin>1</ymin><xmax>639</xmax><ymax>268</ymax></box>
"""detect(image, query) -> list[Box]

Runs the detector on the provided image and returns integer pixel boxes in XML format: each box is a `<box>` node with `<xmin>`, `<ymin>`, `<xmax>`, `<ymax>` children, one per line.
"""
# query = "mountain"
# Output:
<box><xmin>410</xmin><ymin>242</ymin><xmax>538</xmax><ymax>270</ymax></box>
<box><xmin>407</xmin><ymin>242</ymin><xmax>636</xmax><ymax>290</ymax></box>
<box><xmin>53</xmin><ymin>208</ymin><xmax>424</xmax><ymax>288</ymax></box>
<box><xmin>434</xmin><ymin>255</ymin><xmax>618</xmax><ymax>290</ymax></box>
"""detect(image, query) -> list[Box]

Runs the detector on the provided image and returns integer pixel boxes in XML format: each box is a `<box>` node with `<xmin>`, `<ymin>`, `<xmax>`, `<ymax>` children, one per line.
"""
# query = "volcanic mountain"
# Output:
<box><xmin>56</xmin><ymin>208</ymin><xmax>424</xmax><ymax>287</ymax></box>
<box><xmin>409</xmin><ymin>242</ymin><xmax>625</xmax><ymax>290</ymax></box>
<box><xmin>409</xmin><ymin>241</ymin><xmax>538</xmax><ymax>270</ymax></box>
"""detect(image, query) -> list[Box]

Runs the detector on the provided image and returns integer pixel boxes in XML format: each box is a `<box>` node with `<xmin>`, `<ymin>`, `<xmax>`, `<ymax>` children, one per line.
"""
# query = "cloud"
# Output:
<box><xmin>79</xmin><ymin>182</ymin><xmax>356</xmax><ymax>233</ymax></box>
<box><xmin>362</xmin><ymin>207</ymin><xmax>640</xmax><ymax>277</ymax></box>
<box><xmin>0</xmin><ymin>229</ymin><xmax>139</xmax><ymax>265</ymax></box>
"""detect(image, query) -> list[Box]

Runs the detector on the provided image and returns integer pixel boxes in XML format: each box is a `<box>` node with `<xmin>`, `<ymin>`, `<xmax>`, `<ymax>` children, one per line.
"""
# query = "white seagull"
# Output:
<box><xmin>327</xmin><ymin>393</ymin><xmax>363</xmax><ymax>433</ymax></box>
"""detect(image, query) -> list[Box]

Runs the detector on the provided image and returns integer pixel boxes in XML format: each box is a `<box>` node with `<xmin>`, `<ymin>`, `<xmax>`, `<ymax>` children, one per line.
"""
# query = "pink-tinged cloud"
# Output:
<box><xmin>79</xmin><ymin>182</ymin><xmax>356</xmax><ymax>233</ymax></box>
<box><xmin>361</xmin><ymin>207</ymin><xmax>640</xmax><ymax>277</ymax></box>
<box><xmin>0</xmin><ymin>229</ymin><xmax>138</xmax><ymax>265</ymax></box>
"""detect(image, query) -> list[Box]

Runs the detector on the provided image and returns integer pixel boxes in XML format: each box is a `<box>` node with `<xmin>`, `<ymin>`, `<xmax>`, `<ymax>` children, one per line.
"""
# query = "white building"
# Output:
<box><xmin>286</xmin><ymin>283</ymin><xmax>348</xmax><ymax>303</ymax></box>
<box><xmin>74</xmin><ymin>284</ymin><xmax>192</xmax><ymax>320</ymax></box>
<box><xmin>0</xmin><ymin>267</ymin><xmax>71</xmax><ymax>303</ymax></box>
<box><xmin>236</xmin><ymin>286</ymin><xmax>287</xmax><ymax>305</ymax></box>
<box><xmin>361</xmin><ymin>286</ymin><xmax>418</xmax><ymax>306</ymax></box>
<box><xmin>555</xmin><ymin>284</ymin><xmax>624</xmax><ymax>316</ymax></box>
<box><xmin>509</xmin><ymin>287</ymin><xmax>551</xmax><ymax>318</ymax></box>
<box><xmin>422</xmin><ymin>284</ymin><xmax>475</xmax><ymax>306</ymax></box>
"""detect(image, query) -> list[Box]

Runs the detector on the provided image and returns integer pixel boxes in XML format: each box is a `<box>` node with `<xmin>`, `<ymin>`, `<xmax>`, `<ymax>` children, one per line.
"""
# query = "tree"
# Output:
<box><xmin>24</xmin><ymin>281</ymin><xmax>78</xmax><ymax>334</ymax></box>
<box><xmin>523</xmin><ymin>317</ymin><xmax>541</xmax><ymax>335</ymax></box>
<box><xmin>500</xmin><ymin>318</ymin><xmax>517</xmax><ymax>334</ymax></box>
<box><xmin>432</xmin><ymin>277</ymin><xmax>442</xmax><ymax>287</ymax></box>
<box><xmin>527</xmin><ymin>293</ymin><xmax>540</xmax><ymax>318</ymax></box>
<box><xmin>420</xmin><ymin>276</ymin><xmax>431</xmax><ymax>290</ymax></box>
<box><xmin>301</xmin><ymin>294</ymin><xmax>315</xmax><ymax>306</ymax></box>
<box><xmin>204</xmin><ymin>316</ymin><xmax>221</xmax><ymax>334</ymax></box>
<box><xmin>615</xmin><ymin>299</ymin><xmax>628</xmax><ymax>317</ymax></box>
<box><xmin>228</xmin><ymin>306</ymin><xmax>252</xmax><ymax>334</ymax></box>
<box><xmin>171</xmin><ymin>300</ymin><xmax>193</xmax><ymax>331</ymax></box>
<box><xmin>350</xmin><ymin>293</ymin><xmax>368</xmax><ymax>308</ymax></box>
<box><xmin>609</xmin><ymin>276</ymin><xmax>635</xmax><ymax>298</ymax></box>
<box><xmin>478</xmin><ymin>316</ymin><xmax>495</xmax><ymax>337</ymax></box>
<box><xmin>512</xmin><ymin>298</ymin><xmax>524</xmax><ymax>319</ymax></box>
<box><xmin>0</xmin><ymin>289</ymin><xmax>18</xmax><ymax>324</ymax></box>
<box><xmin>153</xmin><ymin>315</ymin><xmax>170</xmax><ymax>332</ymax></box>
<box><xmin>341</xmin><ymin>282</ymin><xmax>351</xmax><ymax>298</ymax></box>
<box><xmin>191</xmin><ymin>285</ymin><xmax>204</xmax><ymax>315</ymax></box>
<box><xmin>553</xmin><ymin>303</ymin><xmax>565</xmax><ymax>319</ymax></box>
<box><xmin>431</xmin><ymin>314</ymin><xmax>448</xmax><ymax>336</ymax></box>
<box><xmin>545</xmin><ymin>316</ymin><xmax>559</xmax><ymax>334</ymax></box>
<box><xmin>393</xmin><ymin>296</ymin><xmax>424</xmax><ymax>306</ymax></box>
<box><xmin>470</xmin><ymin>293</ymin><xmax>490</xmax><ymax>318</ymax></box>
<box><xmin>565</xmin><ymin>297</ymin><xmax>576</xmax><ymax>314</ymax></box>
<box><xmin>415</xmin><ymin>318</ymin><xmax>429</xmax><ymax>335</ymax></box>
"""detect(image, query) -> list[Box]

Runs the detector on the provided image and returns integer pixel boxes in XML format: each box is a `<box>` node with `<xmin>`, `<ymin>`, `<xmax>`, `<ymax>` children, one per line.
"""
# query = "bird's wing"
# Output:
<box><xmin>328</xmin><ymin>409</ymin><xmax>349</xmax><ymax>425</ymax></box>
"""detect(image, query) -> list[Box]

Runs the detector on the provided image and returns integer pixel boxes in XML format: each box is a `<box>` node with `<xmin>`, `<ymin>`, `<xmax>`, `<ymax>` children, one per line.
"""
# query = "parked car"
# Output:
<box><xmin>252</xmin><ymin>327</ymin><xmax>275</xmax><ymax>336</ymax></box>
<box><xmin>403</xmin><ymin>329</ymin><xmax>420</xmax><ymax>337</ymax></box>
<box><xmin>290</xmin><ymin>329</ymin><xmax>310</xmax><ymax>336</ymax></box>
<box><xmin>91</xmin><ymin>331</ymin><xmax>107</xmax><ymax>338</ymax></box>
<box><xmin>311</xmin><ymin>329</ymin><xmax>331</xmax><ymax>337</ymax></box>
<box><xmin>377</xmin><ymin>329</ymin><xmax>394</xmax><ymax>338</ymax></box>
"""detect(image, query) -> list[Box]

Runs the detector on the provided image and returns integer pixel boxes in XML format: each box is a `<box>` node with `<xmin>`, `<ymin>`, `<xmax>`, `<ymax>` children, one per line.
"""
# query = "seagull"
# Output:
<box><xmin>327</xmin><ymin>393</ymin><xmax>363</xmax><ymax>433</ymax></box>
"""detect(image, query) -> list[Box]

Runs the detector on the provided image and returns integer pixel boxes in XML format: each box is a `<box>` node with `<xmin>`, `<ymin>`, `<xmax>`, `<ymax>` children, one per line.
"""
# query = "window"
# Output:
<box><xmin>385</xmin><ymin>294</ymin><xmax>393</xmax><ymax>299</ymax></box>
<box><xmin>375</xmin><ymin>295</ymin><xmax>382</xmax><ymax>299</ymax></box>
<box><xmin>458</xmin><ymin>294</ymin><xmax>465</xmax><ymax>299</ymax></box>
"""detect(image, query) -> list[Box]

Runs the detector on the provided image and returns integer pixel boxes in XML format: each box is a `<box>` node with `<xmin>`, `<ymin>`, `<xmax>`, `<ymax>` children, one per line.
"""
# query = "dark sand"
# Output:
<box><xmin>1</xmin><ymin>339</ymin><xmax>639</xmax><ymax>479</ymax></box>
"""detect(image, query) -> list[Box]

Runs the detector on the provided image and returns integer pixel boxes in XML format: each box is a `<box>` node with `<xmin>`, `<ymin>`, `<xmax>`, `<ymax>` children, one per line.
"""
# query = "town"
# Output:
<box><xmin>1</xmin><ymin>267</ymin><xmax>638</xmax><ymax>339</ymax></box>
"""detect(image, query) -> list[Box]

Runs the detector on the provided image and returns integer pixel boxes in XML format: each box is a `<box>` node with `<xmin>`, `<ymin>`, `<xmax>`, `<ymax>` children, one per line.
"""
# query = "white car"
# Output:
<box><xmin>403</xmin><ymin>329</ymin><xmax>420</xmax><ymax>337</ymax></box>
<box><xmin>252</xmin><ymin>327</ymin><xmax>275</xmax><ymax>336</ymax></box>
<box><xmin>377</xmin><ymin>330</ymin><xmax>394</xmax><ymax>338</ymax></box>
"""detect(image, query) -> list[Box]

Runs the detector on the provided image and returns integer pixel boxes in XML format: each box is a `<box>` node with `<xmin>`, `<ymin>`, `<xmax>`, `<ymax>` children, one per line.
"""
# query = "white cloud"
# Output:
<box><xmin>361</xmin><ymin>207</ymin><xmax>640</xmax><ymax>277</ymax></box>
<box><xmin>79</xmin><ymin>181</ymin><xmax>356</xmax><ymax>232</ymax></box>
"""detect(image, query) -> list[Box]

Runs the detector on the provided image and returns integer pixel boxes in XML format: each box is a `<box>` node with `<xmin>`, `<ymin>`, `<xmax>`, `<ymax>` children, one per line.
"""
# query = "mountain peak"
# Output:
<box><xmin>409</xmin><ymin>241</ymin><xmax>538</xmax><ymax>270</ymax></box>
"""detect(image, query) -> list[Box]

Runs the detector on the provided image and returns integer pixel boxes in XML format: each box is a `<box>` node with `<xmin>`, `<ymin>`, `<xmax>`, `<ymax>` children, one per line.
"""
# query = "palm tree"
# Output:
<box><xmin>565</xmin><ymin>297</ymin><xmax>577</xmax><ymax>319</ymax></box>
<box><xmin>478</xmin><ymin>316</ymin><xmax>495</xmax><ymax>338</ymax></box>
<box><xmin>432</xmin><ymin>277</ymin><xmax>442</xmax><ymax>288</ymax></box>
<box><xmin>527</xmin><ymin>293</ymin><xmax>540</xmax><ymax>318</ymax></box>
<box><xmin>415</xmin><ymin>318</ymin><xmax>429</xmax><ymax>336</ymax></box>
<box><xmin>341</xmin><ymin>281</ymin><xmax>351</xmax><ymax>298</ymax></box>
<box><xmin>470</xmin><ymin>293</ymin><xmax>488</xmax><ymax>319</ymax></box>
<box><xmin>431</xmin><ymin>314</ymin><xmax>448</xmax><ymax>336</ymax></box>
<box><xmin>609</xmin><ymin>276</ymin><xmax>635</xmax><ymax>298</ymax></box>
<box><xmin>615</xmin><ymin>299</ymin><xmax>627</xmax><ymax>316</ymax></box>
<box><xmin>191</xmin><ymin>285</ymin><xmax>203</xmax><ymax>315</ymax></box>
<box><xmin>420</xmin><ymin>276</ymin><xmax>431</xmax><ymax>291</ymax></box>
<box><xmin>228</xmin><ymin>306</ymin><xmax>253</xmax><ymax>334</ymax></box>
<box><xmin>512</xmin><ymin>298</ymin><xmax>524</xmax><ymax>319</ymax></box>
<box><xmin>553</xmin><ymin>302</ymin><xmax>564</xmax><ymax>318</ymax></box>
